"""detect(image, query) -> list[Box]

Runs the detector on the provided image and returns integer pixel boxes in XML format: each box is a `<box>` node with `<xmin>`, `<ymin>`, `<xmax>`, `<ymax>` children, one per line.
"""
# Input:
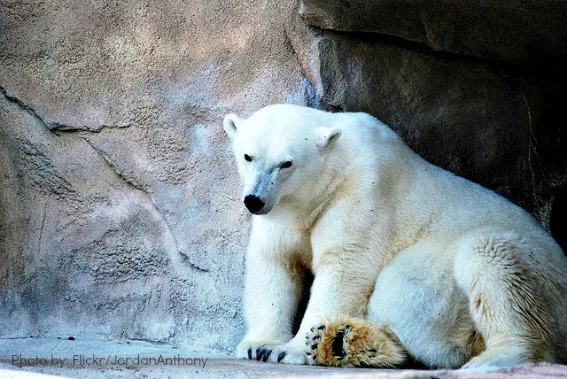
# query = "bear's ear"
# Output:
<box><xmin>223</xmin><ymin>113</ymin><xmax>241</xmax><ymax>140</ymax></box>
<box><xmin>316</xmin><ymin>127</ymin><xmax>342</xmax><ymax>148</ymax></box>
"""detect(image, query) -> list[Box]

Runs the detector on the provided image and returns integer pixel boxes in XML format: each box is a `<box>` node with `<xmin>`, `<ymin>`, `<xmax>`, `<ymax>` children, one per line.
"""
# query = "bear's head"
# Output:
<box><xmin>223</xmin><ymin>104</ymin><xmax>341</xmax><ymax>215</ymax></box>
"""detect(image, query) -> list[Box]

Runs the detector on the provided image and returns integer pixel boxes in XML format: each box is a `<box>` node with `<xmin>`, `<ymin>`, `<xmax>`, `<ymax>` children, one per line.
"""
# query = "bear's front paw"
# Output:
<box><xmin>306</xmin><ymin>317</ymin><xmax>406</xmax><ymax>368</ymax></box>
<box><xmin>237</xmin><ymin>340</ymin><xmax>307</xmax><ymax>365</ymax></box>
<box><xmin>236</xmin><ymin>340</ymin><xmax>282</xmax><ymax>360</ymax></box>
<box><xmin>263</xmin><ymin>341</ymin><xmax>307</xmax><ymax>365</ymax></box>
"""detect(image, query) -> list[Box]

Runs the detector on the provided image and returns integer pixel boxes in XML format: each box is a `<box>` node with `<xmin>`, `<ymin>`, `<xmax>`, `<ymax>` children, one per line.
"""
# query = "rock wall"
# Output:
<box><xmin>1</xmin><ymin>0</ymin><xmax>565</xmax><ymax>353</ymax></box>
<box><xmin>288</xmin><ymin>0</ymin><xmax>567</xmax><ymax>237</ymax></box>
<box><xmin>0</xmin><ymin>0</ymin><xmax>313</xmax><ymax>351</ymax></box>
<box><xmin>298</xmin><ymin>0</ymin><xmax>567</xmax><ymax>66</ymax></box>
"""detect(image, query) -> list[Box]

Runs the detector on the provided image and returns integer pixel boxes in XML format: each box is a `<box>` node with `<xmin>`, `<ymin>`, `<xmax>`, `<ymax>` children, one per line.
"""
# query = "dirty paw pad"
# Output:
<box><xmin>306</xmin><ymin>318</ymin><xmax>406</xmax><ymax>368</ymax></box>
<box><xmin>330</xmin><ymin>329</ymin><xmax>347</xmax><ymax>358</ymax></box>
<box><xmin>306</xmin><ymin>322</ymin><xmax>357</xmax><ymax>366</ymax></box>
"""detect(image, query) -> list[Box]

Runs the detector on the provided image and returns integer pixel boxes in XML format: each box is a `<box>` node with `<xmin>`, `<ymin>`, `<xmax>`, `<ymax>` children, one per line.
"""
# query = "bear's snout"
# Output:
<box><xmin>244</xmin><ymin>195</ymin><xmax>265</xmax><ymax>214</ymax></box>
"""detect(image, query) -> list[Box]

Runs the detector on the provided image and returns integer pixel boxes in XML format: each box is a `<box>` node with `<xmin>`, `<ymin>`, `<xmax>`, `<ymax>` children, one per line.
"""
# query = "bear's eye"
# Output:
<box><xmin>244</xmin><ymin>154</ymin><xmax>252</xmax><ymax>162</ymax></box>
<box><xmin>281</xmin><ymin>161</ymin><xmax>293</xmax><ymax>169</ymax></box>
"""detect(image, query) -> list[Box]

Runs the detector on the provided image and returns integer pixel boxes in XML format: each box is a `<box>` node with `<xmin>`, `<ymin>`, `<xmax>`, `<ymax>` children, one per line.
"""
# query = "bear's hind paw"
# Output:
<box><xmin>306</xmin><ymin>317</ymin><xmax>406</xmax><ymax>368</ymax></box>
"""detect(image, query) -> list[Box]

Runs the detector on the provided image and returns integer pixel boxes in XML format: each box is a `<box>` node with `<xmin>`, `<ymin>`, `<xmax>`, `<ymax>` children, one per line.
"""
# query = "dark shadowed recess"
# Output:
<box><xmin>551</xmin><ymin>185</ymin><xmax>567</xmax><ymax>252</ymax></box>
<box><xmin>289</xmin><ymin>1</ymin><xmax>567</xmax><ymax>252</ymax></box>
<box><xmin>292</xmin><ymin>270</ymin><xmax>314</xmax><ymax>335</ymax></box>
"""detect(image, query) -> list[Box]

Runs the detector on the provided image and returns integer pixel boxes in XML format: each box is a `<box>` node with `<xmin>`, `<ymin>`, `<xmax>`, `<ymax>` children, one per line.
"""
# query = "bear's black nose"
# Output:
<box><xmin>244</xmin><ymin>195</ymin><xmax>265</xmax><ymax>214</ymax></box>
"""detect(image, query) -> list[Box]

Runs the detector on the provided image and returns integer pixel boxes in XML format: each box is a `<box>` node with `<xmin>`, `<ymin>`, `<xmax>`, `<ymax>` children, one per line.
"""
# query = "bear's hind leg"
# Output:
<box><xmin>306</xmin><ymin>317</ymin><xmax>406</xmax><ymax>367</ymax></box>
<box><xmin>453</xmin><ymin>231</ymin><xmax>556</xmax><ymax>370</ymax></box>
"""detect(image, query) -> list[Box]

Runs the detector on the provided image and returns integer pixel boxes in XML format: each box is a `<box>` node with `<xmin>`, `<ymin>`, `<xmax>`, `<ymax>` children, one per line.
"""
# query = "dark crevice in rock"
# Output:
<box><xmin>147</xmin><ymin>196</ymin><xmax>210</xmax><ymax>274</ymax></box>
<box><xmin>283</xmin><ymin>28</ymin><xmax>297</xmax><ymax>58</ymax></box>
<box><xmin>178</xmin><ymin>254</ymin><xmax>210</xmax><ymax>273</ymax></box>
<box><xmin>309</xmin><ymin>27</ymin><xmax>555</xmax><ymax>80</ymax></box>
<box><xmin>551</xmin><ymin>185</ymin><xmax>567</xmax><ymax>252</ymax></box>
<box><xmin>82</xmin><ymin>137</ymin><xmax>210</xmax><ymax>274</ymax></box>
<box><xmin>299</xmin><ymin>0</ymin><xmax>567</xmax><ymax>69</ymax></box>
<box><xmin>1</xmin><ymin>85</ymin><xmax>53</xmax><ymax>131</ymax></box>
<box><xmin>283</xmin><ymin>26</ymin><xmax>322</xmax><ymax>109</ymax></box>
<box><xmin>301</xmin><ymin>75</ymin><xmax>321</xmax><ymax>110</ymax></box>
<box><xmin>0</xmin><ymin>85</ymin><xmax>132</xmax><ymax>133</ymax></box>
<box><xmin>82</xmin><ymin>137</ymin><xmax>150</xmax><ymax>193</ymax></box>
<box><xmin>53</xmin><ymin>122</ymin><xmax>133</xmax><ymax>133</ymax></box>
<box><xmin>37</xmin><ymin>203</ymin><xmax>47</xmax><ymax>258</ymax></box>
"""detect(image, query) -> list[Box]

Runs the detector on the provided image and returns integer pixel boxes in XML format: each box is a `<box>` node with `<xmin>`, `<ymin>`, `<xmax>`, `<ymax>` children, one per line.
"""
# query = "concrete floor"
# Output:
<box><xmin>1</xmin><ymin>338</ymin><xmax>566</xmax><ymax>378</ymax></box>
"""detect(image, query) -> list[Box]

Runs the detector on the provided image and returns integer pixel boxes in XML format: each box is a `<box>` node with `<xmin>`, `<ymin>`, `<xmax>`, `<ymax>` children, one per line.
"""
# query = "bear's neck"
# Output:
<box><xmin>303</xmin><ymin>170</ymin><xmax>354</xmax><ymax>230</ymax></box>
<box><xmin>275</xmin><ymin>148</ymin><xmax>367</xmax><ymax>231</ymax></box>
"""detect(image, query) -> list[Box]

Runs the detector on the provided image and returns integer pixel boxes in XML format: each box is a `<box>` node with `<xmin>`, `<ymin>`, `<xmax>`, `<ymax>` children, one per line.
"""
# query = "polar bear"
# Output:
<box><xmin>223</xmin><ymin>104</ymin><xmax>567</xmax><ymax>370</ymax></box>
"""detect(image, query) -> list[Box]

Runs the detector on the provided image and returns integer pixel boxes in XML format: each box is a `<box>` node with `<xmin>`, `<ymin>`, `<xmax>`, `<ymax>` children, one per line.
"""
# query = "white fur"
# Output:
<box><xmin>224</xmin><ymin>104</ymin><xmax>567</xmax><ymax>369</ymax></box>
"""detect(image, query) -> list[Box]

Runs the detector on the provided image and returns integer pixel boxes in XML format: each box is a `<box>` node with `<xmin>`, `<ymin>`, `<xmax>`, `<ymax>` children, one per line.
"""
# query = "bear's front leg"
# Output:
<box><xmin>236</xmin><ymin>218</ymin><xmax>308</xmax><ymax>361</ymax></box>
<box><xmin>267</xmin><ymin>251</ymin><xmax>381</xmax><ymax>365</ymax></box>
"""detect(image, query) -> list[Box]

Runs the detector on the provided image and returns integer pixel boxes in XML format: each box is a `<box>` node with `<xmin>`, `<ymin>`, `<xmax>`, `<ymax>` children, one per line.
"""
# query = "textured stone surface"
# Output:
<box><xmin>0</xmin><ymin>0</ymin><xmax>314</xmax><ymax>352</ymax></box>
<box><xmin>286</xmin><ymin>19</ymin><xmax>567</xmax><ymax>233</ymax></box>
<box><xmin>299</xmin><ymin>0</ymin><xmax>567</xmax><ymax>67</ymax></box>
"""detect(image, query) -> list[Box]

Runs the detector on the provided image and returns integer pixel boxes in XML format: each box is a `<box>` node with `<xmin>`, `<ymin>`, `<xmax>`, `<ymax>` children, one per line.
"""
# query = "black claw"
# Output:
<box><xmin>248</xmin><ymin>348</ymin><xmax>252</xmax><ymax>359</ymax></box>
<box><xmin>277</xmin><ymin>351</ymin><xmax>286</xmax><ymax>363</ymax></box>
<box><xmin>256</xmin><ymin>348</ymin><xmax>265</xmax><ymax>361</ymax></box>
<box><xmin>311</xmin><ymin>344</ymin><xmax>318</xmax><ymax>350</ymax></box>
<box><xmin>310</xmin><ymin>327</ymin><xmax>315</xmax><ymax>332</ymax></box>
<box><xmin>318</xmin><ymin>325</ymin><xmax>326</xmax><ymax>330</ymax></box>
<box><xmin>262</xmin><ymin>349</ymin><xmax>272</xmax><ymax>362</ymax></box>
<box><xmin>313</xmin><ymin>335</ymin><xmax>321</xmax><ymax>341</ymax></box>
<box><xmin>306</xmin><ymin>352</ymin><xmax>311</xmax><ymax>356</ymax></box>
<box><xmin>331</xmin><ymin>330</ymin><xmax>346</xmax><ymax>358</ymax></box>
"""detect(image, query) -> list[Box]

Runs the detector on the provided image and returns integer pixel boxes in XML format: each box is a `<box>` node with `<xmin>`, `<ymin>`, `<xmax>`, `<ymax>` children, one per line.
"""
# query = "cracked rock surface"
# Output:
<box><xmin>0</xmin><ymin>0</ymin><xmax>313</xmax><ymax>352</ymax></box>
